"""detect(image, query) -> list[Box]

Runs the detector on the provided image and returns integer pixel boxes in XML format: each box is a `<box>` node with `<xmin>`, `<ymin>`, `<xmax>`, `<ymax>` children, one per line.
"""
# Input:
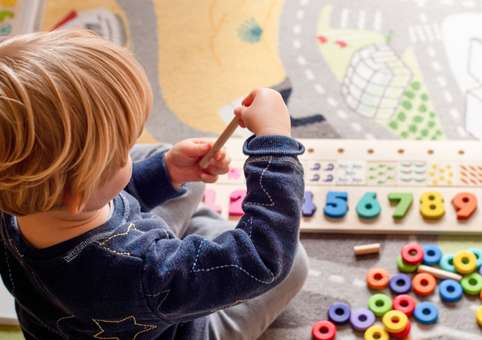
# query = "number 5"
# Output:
<box><xmin>323</xmin><ymin>191</ymin><xmax>348</xmax><ymax>218</ymax></box>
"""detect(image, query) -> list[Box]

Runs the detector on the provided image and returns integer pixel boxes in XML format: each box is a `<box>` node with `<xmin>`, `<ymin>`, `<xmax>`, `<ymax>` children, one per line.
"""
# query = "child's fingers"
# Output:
<box><xmin>199</xmin><ymin>172</ymin><xmax>219</xmax><ymax>184</ymax></box>
<box><xmin>241</xmin><ymin>88</ymin><xmax>260</xmax><ymax>107</ymax></box>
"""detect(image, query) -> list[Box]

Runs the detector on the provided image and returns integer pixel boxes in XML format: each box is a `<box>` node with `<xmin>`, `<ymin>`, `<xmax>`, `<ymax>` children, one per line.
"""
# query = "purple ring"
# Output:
<box><xmin>479</xmin><ymin>265</ymin><xmax>482</xmax><ymax>276</ymax></box>
<box><xmin>328</xmin><ymin>302</ymin><xmax>351</xmax><ymax>325</ymax></box>
<box><xmin>349</xmin><ymin>308</ymin><xmax>375</xmax><ymax>331</ymax></box>
<box><xmin>389</xmin><ymin>273</ymin><xmax>412</xmax><ymax>295</ymax></box>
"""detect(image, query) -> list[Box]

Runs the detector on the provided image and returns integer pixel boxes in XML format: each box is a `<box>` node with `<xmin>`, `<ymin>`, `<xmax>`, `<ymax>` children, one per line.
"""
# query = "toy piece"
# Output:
<box><xmin>461</xmin><ymin>272</ymin><xmax>482</xmax><ymax>295</ymax></box>
<box><xmin>417</xmin><ymin>264</ymin><xmax>462</xmax><ymax>281</ymax></box>
<box><xmin>401</xmin><ymin>243</ymin><xmax>424</xmax><ymax>265</ymax></box>
<box><xmin>413</xmin><ymin>302</ymin><xmax>438</xmax><ymax>324</ymax></box>
<box><xmin>366</xmin><ymin>268</ymin><xmax>390</xmax><ymax>289</ymax></box>
<box><xmin>199</xmin><ymin>116</ymin><xmax>240</xmax><ymax>169</ymax></box>
<box><xmin>0</xmin><ymin>11</ymin><xmax>14</xmax><ymax>22</ymax></box>
<box><xmin>392</xmin><ymin>294</ymin><xmax>416</xmax><ymax>316</ymax></box>
<box><xmin>388</xmin><ymin>193</ymin><xmax>413</xmax><ymax>219</ymax></box>
<box><xmin>389</xmin><ymin>273</ymin><xmax>412</xmax><ymax>295</ymax></box>
<box><xmin>439</xmin><ymin>279</ymin><xmax>463</xmax><ymax>302</ymax></box>
<box><xmin>327</xmin><ymin>302</ymin><xmax>351</xmax><ymax>325</ymax></box>
<box><xmin>478</xmin><ymin>306</ymin><xmax>482</xmax><ymax>327</ymax></box>
<box><xmin>364</xmin><ymin>325</ymin><xmax>389</xmax><ymax>340</ymax></box>
<box><xmin>203</xmin><ymin>189</ymin><xmax>221</xmax><ymax>214</ymax></box>
<box><xmin>311</xmin><ymin>320</ymin><xmax>336</xmax><ymax>340</ymax></box>
<box><xmin>389</xmin><ymin>319</ymin><xmax>411</xmax><ymax>339</ymax></box>
<box><xmin>367</xmin><ymin>293</ymin><xmax>392</xmax><ymax>317</ymax></box>
<box><xmin>422</xmin><ymin>244</ymin><xmax>442</xmax><ymax>266</ymax></box>
<box><xmin>228</xmin><ymin>190</ymin><xmax>246</xmax><ymax>216</ymax></box>
<box><xmin>419</xmin><ymin>191</ymin><xmax>445</xmax><ymax>219</ymax></box>
<box><xmin>356</xmin><ymin>192</ymin><xmax>381</xmax><ymax>219</ymax></box>
<box><xmin>468</xmin><ymin>247</ymin><xmax>482</xmax><ymax>269</ymax></box>
<box><xmin>452</xmin><ymin>192</ymin><xmax>477</xmax><ymax>219</ymax></box>
<box><xmin>349</xmin><ymin>308</ymin><xmax>375</xmax><ymax>332</ymax></box>
<box><xmin>397</xmin><ymin>255</ymin><xmax>419</xmax><ymax>272</ymax></box>
<box><xmin>440</xmin><ymin>253</ymin><xmax>457</xmax><ymax>273</ymax></box>
<box><xmin>354</xmin><ymin>243</ymin><xmax>380</xmax><ymax>255</ymax></box>
<box><xmin>382</xmin><ymin>310</ymin><xmax>408</xmax><ymax>333</ymax></box>
<box><xmin>323</xmin><ymin>191</ymin><xmax>348</xmax><ymax>218</ymax></box>
<box><xmin>302</xmin><ymin>191</ymin><xmax>316</xmax><ymax>217</ymax></box>
<box><xmin>412</xmin><ymin>273</ymin><xmax>436</xmax><ymax>295</ymax></box>
<box><xmin>453</xmin><ymin>250</ymin><xmax>477</xmax><ymax>274</ymax></box>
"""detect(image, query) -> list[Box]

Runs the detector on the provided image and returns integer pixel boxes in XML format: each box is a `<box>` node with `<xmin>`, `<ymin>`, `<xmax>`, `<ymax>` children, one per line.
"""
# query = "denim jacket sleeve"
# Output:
<box><xmin>124</xmin><ymin>150</ymin><xmax>188</xmax><ymax>211</ymax></box>
<box><xmin>142</xmin><ymin>135</ymin><xmax>305</xmax><ymax>323</ymax></box>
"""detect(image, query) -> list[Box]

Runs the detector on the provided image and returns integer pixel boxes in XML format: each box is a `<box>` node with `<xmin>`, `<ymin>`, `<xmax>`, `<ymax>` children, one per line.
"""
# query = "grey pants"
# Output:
<box><xmin>130</xmin><ymin>144</ymin><xmax>309</xmax><ymax>340</ymax></box>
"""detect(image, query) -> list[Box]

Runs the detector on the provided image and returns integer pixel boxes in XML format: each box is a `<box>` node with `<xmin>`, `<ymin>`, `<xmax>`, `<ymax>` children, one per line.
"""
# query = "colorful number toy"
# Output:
<box><xmin>203</xmin><ymin>189</ymin><xmax>221</xmax><ymax>214</ymax></box>
<box><xmin>302</xmin><ymin>191</ymin><xmax>316</xmax><ymax>217</ymax></box>
<box><xmin>452</xmin><ymin>192</ymin><xmax>477</xmax><ymax>219</ymax></box>
<box><xmin>356</xmin><ymin>192</ymin><xmax>381</xmax><ymax>219</ymax></box>
<box><xmin>323</xmin><ymin>191</ymin><xmax>348</xmax><ymax>218</ymax></box>
<box><xmin>228</xmin><ymin>190</ymin><xmax>246</xmax><ymax>216</ymax></box>
<box><xmin>388</xmin><ymin>193</ymin><xmax>413</xmax><ymax>219</ymax></box>
<box><xmin>420</xmin><ymin>191</ymin><xmax>445</xmax><ymax>219</ymax></box>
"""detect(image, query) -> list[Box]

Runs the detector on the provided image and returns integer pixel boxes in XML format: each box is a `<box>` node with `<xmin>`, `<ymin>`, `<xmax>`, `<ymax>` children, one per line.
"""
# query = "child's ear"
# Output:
<box><xmin>68</xmin><ymin>194</ymin><xmax>85</xmax><ymax>215</ymax></box>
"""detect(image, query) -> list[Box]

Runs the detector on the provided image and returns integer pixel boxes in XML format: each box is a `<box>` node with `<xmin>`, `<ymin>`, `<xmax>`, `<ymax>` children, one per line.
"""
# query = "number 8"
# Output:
<box><xmin>420</xmin><ymin>191</ymin><xmax>445</xmax><ymax>219</ymax></box>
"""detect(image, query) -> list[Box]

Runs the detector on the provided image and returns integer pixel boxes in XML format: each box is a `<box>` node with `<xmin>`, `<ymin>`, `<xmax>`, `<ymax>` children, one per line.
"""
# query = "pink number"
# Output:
<box><xmin>229</xmin><ymin>190</ymin><xmax>246</xmax><ymax>216</ymax></box>
<box><xmin>203</xmin><ymin>189</ymin><xmax>221</xmax><ymax>214</ymax></box>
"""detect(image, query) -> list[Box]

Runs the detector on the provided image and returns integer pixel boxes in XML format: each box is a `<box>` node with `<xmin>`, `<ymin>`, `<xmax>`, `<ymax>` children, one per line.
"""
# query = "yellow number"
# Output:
<box><xmin>1</xmin><ymin>0</ymin><xmax>17</xmax><ymax>7</ymax></box>
<box><xmin>420</xmin><ymin>191</ymin><xmax>445</xmax><ymax>219</ymax></box>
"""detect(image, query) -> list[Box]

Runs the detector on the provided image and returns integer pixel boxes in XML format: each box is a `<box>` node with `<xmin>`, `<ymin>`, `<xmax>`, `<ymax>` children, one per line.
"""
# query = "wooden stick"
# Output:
<box><xmin>354</xmin><ymin>243</ymin><xmax>380</xmax><ymax>255</ymax></box>
<box><xmin>199</xmin><ymin>116</ymin><xmax>241</xmax><ymax>169</ymax></box>
<box><xmin>417</xmin><ymin>264</ymin><xmax>462</xmax><ymax>282</ymax></box>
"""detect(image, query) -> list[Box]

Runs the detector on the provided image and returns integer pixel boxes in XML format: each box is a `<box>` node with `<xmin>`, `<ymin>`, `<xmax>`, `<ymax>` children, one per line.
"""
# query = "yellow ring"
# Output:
<box><xmin>454</xmin><ymin>251</ymin><xmax>477</xmax><ymax>274</ymax></box>
<box><xmin>364</xmin><ymin>325</ymin><xmax>389</xmax><ymax>340</ymax></box>
<box><xmin>382</xmin><ymin>310</ymin><xmax>408</xmax><ymax>333</ymax></box>
<box><xmin>477</xmin><ymin>306</ymin><xmax>482</xmax><ymax>326</ymax></box>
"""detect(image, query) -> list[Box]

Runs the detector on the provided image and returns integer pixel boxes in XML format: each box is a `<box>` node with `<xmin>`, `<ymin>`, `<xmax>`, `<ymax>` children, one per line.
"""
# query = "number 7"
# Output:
<box><xmin>388</xmin><ymin>193</ymin><xmax>413</xmax><ymax>219</ymax></box>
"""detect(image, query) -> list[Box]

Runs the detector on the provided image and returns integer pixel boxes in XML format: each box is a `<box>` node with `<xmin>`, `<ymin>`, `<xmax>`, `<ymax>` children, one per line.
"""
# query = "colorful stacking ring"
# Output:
<box><xmin>364</xmin><ymin>325</ymin><xmax>389</xmax><ymax>340</ymax></box>
<box><xmin>312</xmin><ymin>320</ymin><xmax>336</xmax><ymax>340</ymax></box>
<box><xmin>368</xmin><ymin>293</ymin><xmax>392</xmax><ymax>317</ymax></box>
<box><xmin>366</xmin><ymin>268</ymin><xmax>390</xmax><ymax>289</ymax></box>
<box><xmin>453</xmin><ymin>250</ymin><xmax>477</xmax><ymax>274</ymax></box>
<box><xmin>350</xmin><ymin>308</ymin><xmax>375</xmax><ymax>332</ymax></box>
<box><xmin>389</xmin><ymin>273</ymin><xmax>412</xmax><ymax>295</ymax></box>
<box><xmin>327</xmin><ymin>302</ymin><xmax>351</xmax><ymax>325</ymax></box>
<box><xmin>461</xmin><ymin>272</ymin><xmax>482</xmax><ymax>295</ymax></box>
<box><xmin>392</xmin><ymin>294</ymin><xmax>416</xmax><ymax>316</ymax></box>
<box><xmin>389</xmin><ymin>319</ymin><xmax>411</xmax><ymax>339</ymax></box>
<box><xmin>468</xmin><ymin>248</ymin><xmax>482</xmax><ymax>269</ymax></box>
<box><xmin>439</xmin><ymin>279</ymin><xmax>463</xmax><ymax>302</ymax></box>
<box><xmin>401</xmin><ymin>243</ymin><xmax>424</xmax><ymax>265</ymax></box>
<box><xmin>477</xmin><ymin>306</ymin><xmax>482</xmax><ymax>327</ymax></box>
<box><xmin>422</xmin><ymin>244</ymin><xmax>443</xmax><ymax>266</ymax></box>
<box><xmin>397</xmin><ymin>255</ymin><xmax>419</xmax><ymax>272</ymax></box>
<box><xmin>412</xmin><ymin>272</ymin><xmax>436</xmax><ymax>295</ymax></box>
<box><xmin>414</xmin><ymin>302</ymin><xmax>438</xmax><ymax>324</ymax></box>
<box><xmin>439</xmin><ymin>253</ymin><xmax>457</xmax><ymax>273</ymax></box>
<box><xmin>382</xmin><ymin>310</ymin><xmax>408</xmax><ymax>333</ymax></box>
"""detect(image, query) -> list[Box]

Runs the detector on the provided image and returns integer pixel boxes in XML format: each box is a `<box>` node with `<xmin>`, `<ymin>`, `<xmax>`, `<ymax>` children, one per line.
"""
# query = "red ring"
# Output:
<box><xmin>312</xmin><ymin>320</ymin><xmax>336</xmax><ymax>340</ymax></box>
<box><xmin>389</xmin><ymin>319</ymin><xmax>411</xmax><ymax>339</ymax></box>
<box><xmin>401</xmin><ymin>243</ymin><xmax>424</xmax><ymax>265</ymax></box>
<box><xmin>366</xmin><ymin>268</ymin><xmax>390</xmax><ymax>289</ymax></box>
<box><xmin>412</xmin><ymin>272</ymin><xmax>436</xmax><ymax>296</ymax></box>
<box><xmin>392</xmin><ymin>294</ymin><xmax>416</xmax><ymax>316</ymax></box>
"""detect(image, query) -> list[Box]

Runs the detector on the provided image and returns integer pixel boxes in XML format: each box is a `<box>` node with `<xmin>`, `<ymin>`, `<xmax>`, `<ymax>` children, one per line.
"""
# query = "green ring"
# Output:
<box><xmin>468</xmin><ymin>248</ymin><xmax>482</xmax><ymax>269</ymax></box>
<box><xmin>440</xmin><ymin>253</ymin><xmax>457</xmax><ymax>273</ymax></box>
<box><xmin>461</xmin><ymin>273</ymin><xmax>482</xmax><ymax>295</ymax></box>
<box><xmin>368</xmin><ymin>293</ymin><xmax>392</xmax><ymax>317</ymax></box>
<box><xmin>397</xmin><ymin>254</ymin><xmax>419</xmax><ymax>272</ymax></box>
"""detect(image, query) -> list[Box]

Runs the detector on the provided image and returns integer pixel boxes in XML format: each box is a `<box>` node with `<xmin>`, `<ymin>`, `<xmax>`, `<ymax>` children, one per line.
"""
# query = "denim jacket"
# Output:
<box><xmin>0</xmin><ymin>135</ymin><xmax>305</xmax><ymax>340</ymax></box>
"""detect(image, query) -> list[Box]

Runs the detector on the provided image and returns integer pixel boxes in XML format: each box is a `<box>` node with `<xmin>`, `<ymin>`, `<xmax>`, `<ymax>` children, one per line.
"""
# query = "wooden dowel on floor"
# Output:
<box><xmin>354</xmin><ymin>243</ymin><xmax>381</xmax><ymax>255</ymax></box>
<box><xmin>417</xmin><ymin>264</ymin><xmax>462</xmax><ymax>282</ymax></box>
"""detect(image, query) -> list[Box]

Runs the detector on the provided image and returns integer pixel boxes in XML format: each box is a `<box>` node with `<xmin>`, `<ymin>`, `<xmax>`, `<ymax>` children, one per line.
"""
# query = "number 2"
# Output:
<box><xmin>228</xmin><ymin>190</ymin><xmax>246</xmax><ymax>216</ymax></box>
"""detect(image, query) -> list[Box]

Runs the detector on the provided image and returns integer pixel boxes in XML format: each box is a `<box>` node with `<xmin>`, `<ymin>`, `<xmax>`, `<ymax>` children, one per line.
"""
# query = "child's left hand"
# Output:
<box><xmin>164</xmin><ymin>139</ymin><xmax>231</xmax><ymax>188</ymax></box>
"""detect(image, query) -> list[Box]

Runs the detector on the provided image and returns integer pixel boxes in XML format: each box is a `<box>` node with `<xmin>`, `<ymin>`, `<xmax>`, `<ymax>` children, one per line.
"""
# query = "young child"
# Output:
<box><xmin>0</xmin><ymin>29</ymin><xmax>308</xmax><ymax>340</ymax></box>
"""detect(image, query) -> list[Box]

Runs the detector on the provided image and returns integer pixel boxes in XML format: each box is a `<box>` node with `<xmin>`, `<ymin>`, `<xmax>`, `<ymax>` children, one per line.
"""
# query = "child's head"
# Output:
<box><xmin>0</xmin><ymin>28</ymin><xmax>153</xmax><ymax>216</ymax></box>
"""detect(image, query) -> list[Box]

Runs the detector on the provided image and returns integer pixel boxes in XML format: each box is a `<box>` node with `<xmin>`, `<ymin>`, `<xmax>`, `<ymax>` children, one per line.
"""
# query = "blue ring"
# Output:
<box><xmin>328</xmin><ymin>302</ymin><xmax>351</xmax><ymax>325</ymax></box>
<box><xmin>414</xmin><ymin>302</ymin><xmax>438</xmax><ymax>324</ymax></box>
<box><xmin>422</xmin><ymin>244</ymin><xmax>442</xmax><ymax>266</ymax></box>
<box><xmin>389</xmin><ymin>273</ymin><xmax>412</xmax><ymax>295</ymax></box>
<box><xmin>468</xmin><ymin>248</ymin><xmax>482</xmax><ymax>269</ymax></box>
<box><xmin>439</xmin><ymin>279</ymin><xmax>463</xmax><ymax>302</ymax></box>
<box><xmin>439</xmin><ymin>253</ymin><xmax>457</xmax><ymax>273</ymax></box>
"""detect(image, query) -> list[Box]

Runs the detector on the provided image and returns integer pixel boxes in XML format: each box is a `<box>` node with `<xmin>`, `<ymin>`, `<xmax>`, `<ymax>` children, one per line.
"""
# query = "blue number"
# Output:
<box><xmin>302</xmin><ymin>191</ymin><xmax>316</xmax><ymax>217</ymax></box>
<box><xmin>323</xmin><ymin>191</ymin><xmax>348</xmax><ymax>218</ymax></box>
<box><xmin>356</xmin><ymin>192</ymin><xmax>381</xmax><ymax>219</ymax></box>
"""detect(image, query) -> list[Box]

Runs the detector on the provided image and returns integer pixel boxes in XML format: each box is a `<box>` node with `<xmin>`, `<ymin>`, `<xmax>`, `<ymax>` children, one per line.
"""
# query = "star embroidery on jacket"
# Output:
<box><xmin>98</xmin><ymin>223</ymin><xmax>144</xmax><ymax>256</ymax></box>
<box><xmin>93</xmin><ymin>316</ymin><xmax>156</xmax><ymax>340</ymax></box>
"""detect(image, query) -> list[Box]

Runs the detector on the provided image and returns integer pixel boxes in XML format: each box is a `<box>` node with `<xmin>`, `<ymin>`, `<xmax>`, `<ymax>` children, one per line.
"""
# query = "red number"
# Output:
<box><xmin>452</xmin><ymin>192</ymin><xmax>477</xmax><ymax>220</ymax></box>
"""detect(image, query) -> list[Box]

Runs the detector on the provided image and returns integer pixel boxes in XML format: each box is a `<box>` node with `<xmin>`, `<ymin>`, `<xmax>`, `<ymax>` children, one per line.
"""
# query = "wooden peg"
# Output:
<box><xmin>417</xmin><ymin>264</ymin><xmax>462</xmax><ymax>282</ymax></box>
<box><xmin>354</xmin><ymin>243</ymin><xmax>380</xmax><ymax>255</ymax></box>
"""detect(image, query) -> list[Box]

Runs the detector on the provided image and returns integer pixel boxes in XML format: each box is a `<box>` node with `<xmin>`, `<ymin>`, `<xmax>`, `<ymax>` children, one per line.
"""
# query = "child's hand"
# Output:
<box><xmin>164</xmin><ymin>139</ymin><xmax>231</xmax><ymax>188</ymax></box>
<box><xmin>234</xmin><ymin>87</ymin><xmax>291</xmax><ymax>137</ymax></box>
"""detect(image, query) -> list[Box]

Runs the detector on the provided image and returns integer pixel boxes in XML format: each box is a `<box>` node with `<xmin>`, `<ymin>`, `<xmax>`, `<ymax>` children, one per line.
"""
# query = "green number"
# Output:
<box><xmin>388</xmin><ymin>193</ymin><xmax>413</xmax><ymax>219</ymax></box>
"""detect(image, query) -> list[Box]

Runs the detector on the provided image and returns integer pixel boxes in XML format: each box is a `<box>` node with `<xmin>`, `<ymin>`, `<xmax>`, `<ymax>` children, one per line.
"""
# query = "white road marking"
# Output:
<box><xmin>365</xmin><ymin>133</ymin><xmax>376</xmax><ymax>140</ymax></box>
<box><xmin>337</xmin><ymin>110</ymin><xmax>347</xmax><ymax>119</ymax></box>
<box><xmin>293</xmin><ymin>24</ymin><xmax>301</xmax><ymax>34</ymax></box>
<box><xmin>450</xmin><ymin>108</ymin><xmax>460</xmax><ymax>119</ymax></box>
<box><xmin>309</xmin><ymin>269</ymin><xmax>321</xmax><ymax>277</ymax></box>
<box><xmin>419</xmin><ymin>13</ymin><xmax>428</xmax><ymax>23</ymax></box>
<box><xmin>328</xmin><ymin>97</ymin><xmax>338</xmax><ymax>107</ymax></box>
<box><xmin>352</xmin><ymin>122</ymin><xmax>362</xmax><ymax>131</ymax></box>
<box><xmin>462</xmin><ymin>0</ymin><xmax>476</xmax><ymax>8</ymax></box>
<box><xmin>358</xmin><ymin>10</ymin><xmax>366</xmax><ymax>30</ymax></box>
<box><xmin>415</xmin><ymin>25</ymin><xmax>426</xmax><ymax>42</ymax></box>
<box><xmin>457</xmin><ymin>126</ymin><xmax>468</xmax><ymax>137</ymax></box>
<box><xmin>341</xmin><ymin>8</ymin><xmax>349</xmax><ymax>29</ymax></box>
<box><xmin>423</xmin><ymin>24</ymin><xmax>435</xmax><ymax>41</ymax></box>
<box><xmin>300</xmin><ymin>0</ymin><xmax>309</xmax><ymax>6</ymax></box>
<box><xmin>432</xmin><ymin>24</ymin><xmax>442</xmax><ymax>40</ymax></box>
<box><xmin>432</xmin><ymin>61</ymin><xmax>441</xmax><ymax>71</ymax></box>
<box><xmin>352</xmin><ymin>278</ymin><xmax>366</xmax><ymax>287</ymax></box>
<box><xmin>439</xmin><ymin>0</ymin><xmax>454</xmax><ymax>5</ymax></box>
<box><xmin>329</xmin><ymin>275</ymin><xmax>345</xmax><ymax>283</ymax></box>
<box><xmin>297</xmin><ymin>55</ymin><xmax>307</xmax><ymax>65</ymax></box>
<box><xmin>315</xmin><ymin>84</ymin><xmax>325</xmax><ymax>94</ymax></box>
<box><xmin>374</xmin><ymin>11</ymin><xmax>382</xmax><ymax>31</ymax></box>
<box><xmin>293</xmin><ymin>39</ymin><xmax>301</xmax><ymax>49</ymax></box>
<box><xmin>408</xmin><ymin>26</ymin><xmax>417</xmax><ymax>43</ymax></box>
<box><xmin>443</xmin><ymin>90</ymin><xmax>453</xmax><ymax>103</ymax></box>
<box><xmin>427</xmin><ymin>46</ymin><xmax>436</xmax><ymax>57</ymax></box>
<box><xmin>305</xmin><ymin>69</ymin><xmax>315</xmax><ymax>80</ymax></box>
<box><xmin>437</xmin><ymin>76</ymin><xmax>446</xmax><ymax>87</ymax></box>
<box><xmin>297</xmin><ymin>10</ymin><xmax>304</xmax><ymax>20</ymax></box>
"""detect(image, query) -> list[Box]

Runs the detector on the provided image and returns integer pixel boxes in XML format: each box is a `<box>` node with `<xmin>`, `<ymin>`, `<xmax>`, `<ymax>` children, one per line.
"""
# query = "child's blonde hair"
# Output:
<box><xmin>0</xmin><ymin>28</ymin><xmax>153</xmax><ymax>216</ymax></box>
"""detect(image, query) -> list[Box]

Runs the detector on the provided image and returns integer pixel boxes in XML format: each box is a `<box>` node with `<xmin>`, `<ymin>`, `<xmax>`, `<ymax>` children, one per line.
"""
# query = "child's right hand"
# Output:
<box><xmin>233</xmin><ymin>88</ymin><xmax>291</xmax><ymax>137</ymax></box>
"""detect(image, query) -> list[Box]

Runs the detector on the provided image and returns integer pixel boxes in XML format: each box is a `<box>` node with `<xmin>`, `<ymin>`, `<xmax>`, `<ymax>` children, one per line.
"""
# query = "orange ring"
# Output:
<box><xmin>412</xmin><ymin>273</ymin><xmax>436</xmax><ymax>295</ymax></box>
<box><xmin>366</xmin><ymin>268</ymin><xmax>390</xmax><ymax>289</ymax></box>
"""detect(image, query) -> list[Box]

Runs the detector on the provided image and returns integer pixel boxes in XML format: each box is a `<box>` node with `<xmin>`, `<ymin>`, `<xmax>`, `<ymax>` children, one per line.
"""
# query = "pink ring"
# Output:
<box><xmin>392</xmin><ymin>294</ymin><xmax>416</xmax><ymax>316</ymax></box>
<box><xmin>401</xmin><ymin>243</ymin><xmax>424</xmax><ymax>265</ymax></box>
<box><xmin>312</xmin><ymin>320</ymin><xmax>336</xmax><ymax>340</ymax></box>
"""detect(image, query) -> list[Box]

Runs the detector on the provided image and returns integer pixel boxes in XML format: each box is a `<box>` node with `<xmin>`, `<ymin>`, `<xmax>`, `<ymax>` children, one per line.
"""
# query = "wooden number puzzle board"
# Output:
<box><xmin>205</xmin><ymin>138</ymin><xmax>482</xmax><ymax>235</ymax></box>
